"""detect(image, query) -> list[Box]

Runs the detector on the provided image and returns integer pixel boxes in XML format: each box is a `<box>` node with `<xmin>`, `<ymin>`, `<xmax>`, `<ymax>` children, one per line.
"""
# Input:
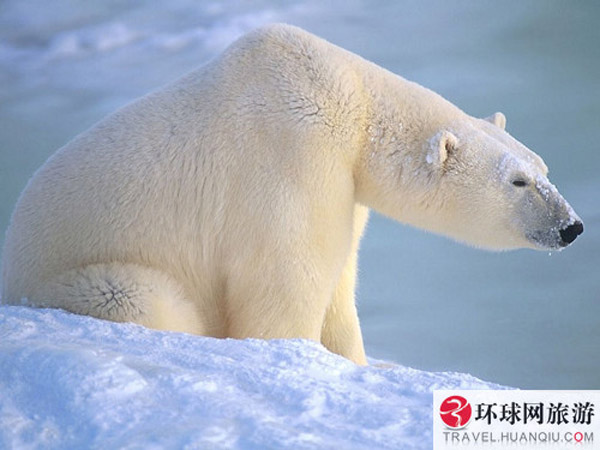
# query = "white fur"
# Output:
<box><xmin>1</xmin><ymin>24</ymin><xmax>581</xmax><ymax>365</ymax></box>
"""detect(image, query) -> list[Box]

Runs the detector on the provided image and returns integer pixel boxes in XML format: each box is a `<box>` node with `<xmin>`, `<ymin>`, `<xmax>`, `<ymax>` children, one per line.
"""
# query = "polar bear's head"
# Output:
<box><xmin>358</xmin><ymin>112</ymin><xmax>583</xmax><ymax>251</ymax></box>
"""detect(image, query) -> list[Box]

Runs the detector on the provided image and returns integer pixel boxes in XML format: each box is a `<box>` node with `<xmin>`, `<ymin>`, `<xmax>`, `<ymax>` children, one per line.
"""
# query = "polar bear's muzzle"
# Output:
<box><xmin>521</xmin><ymin>175</ymin><xmax>584</xmax><ymax>251</ymax></box>
<box><xmin>526</xmin><ymin>218</ymin><xmax>584</xmax><ymax>251</ymax></box>
<box><xmin>559</xmin><ymin>221</ymin><xmax>584</xmax><ymax>246</ymax></box>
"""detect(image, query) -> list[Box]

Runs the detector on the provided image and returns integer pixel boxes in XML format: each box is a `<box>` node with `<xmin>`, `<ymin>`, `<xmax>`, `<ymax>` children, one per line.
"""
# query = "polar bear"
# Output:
<box><xmin>1</xmin><ymin>24</ymin><xmax>583</xmax><ymax>365</ymax></box>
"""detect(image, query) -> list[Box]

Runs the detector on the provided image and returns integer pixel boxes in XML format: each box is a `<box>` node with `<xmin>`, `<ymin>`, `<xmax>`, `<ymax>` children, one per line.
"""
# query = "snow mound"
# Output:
<box><xmin>0</xmin><ymin>306</ymin><xmax>502</xmax><ymax>449</ymax></box>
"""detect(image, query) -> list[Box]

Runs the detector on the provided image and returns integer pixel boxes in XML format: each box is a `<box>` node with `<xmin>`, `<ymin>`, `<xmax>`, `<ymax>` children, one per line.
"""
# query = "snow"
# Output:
<box><xmin>0</xmin><ymin>306</ymin><xmax>503</xmax><ymax>449</ymax></box>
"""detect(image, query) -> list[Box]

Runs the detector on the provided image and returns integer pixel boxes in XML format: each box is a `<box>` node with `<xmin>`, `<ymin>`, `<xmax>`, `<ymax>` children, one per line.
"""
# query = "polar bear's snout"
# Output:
<box><xmin>559</xmin><ymin>221</ymin><xmax>584</xmax><ymax>246</ymax></box>
<box><xmin>524</xmin><ymin>203</ymin><xmax>583</xmax><ymax>250</ymax></box>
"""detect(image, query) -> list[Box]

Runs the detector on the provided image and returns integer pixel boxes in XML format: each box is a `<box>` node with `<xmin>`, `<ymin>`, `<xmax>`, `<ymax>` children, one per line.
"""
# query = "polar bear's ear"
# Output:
<box><xmin>427</xmin><ymin>130</ymin><xmax>458</xmax><ymax>166</ymax></box>
<box><xmin>484</xmin><ymin>112</ymin><xmax>506</xmax><ymax>130</ymax></box>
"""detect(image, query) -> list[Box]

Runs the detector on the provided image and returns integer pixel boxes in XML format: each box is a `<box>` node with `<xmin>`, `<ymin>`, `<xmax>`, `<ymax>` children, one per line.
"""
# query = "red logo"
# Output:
<box><xmin>440</xmin><ymin>395</ymin><xmax>472</xmax><ymax>429</ymax></box>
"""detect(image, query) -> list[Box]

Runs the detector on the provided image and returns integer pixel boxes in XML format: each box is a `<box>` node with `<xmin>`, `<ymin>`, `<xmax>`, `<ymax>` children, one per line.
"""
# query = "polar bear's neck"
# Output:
<box><xmin>361</xmin><ymin>65</ymin><xmax>466</xmax><ymax>157</ymax></box>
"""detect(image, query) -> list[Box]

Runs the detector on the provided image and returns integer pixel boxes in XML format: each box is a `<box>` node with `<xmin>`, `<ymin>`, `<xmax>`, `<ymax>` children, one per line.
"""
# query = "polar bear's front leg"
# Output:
<box><xmin>224</xmin><ymin>268</ymin><xmax>332</xmax><ymax>343</ymax></box>
<box><xmin>33</xmin><ymin>263</ymin><xmax>203</xmax><ymax>334</ymax></box>
<box><xmin>321</xmin><ymin>253</ymin><xmax>367</xmax><ymax>365</ymax></box>
<box><xmin>321</xmin><ymin>205</ymin><xmax>370</xmax><ymax>365</ymax></box>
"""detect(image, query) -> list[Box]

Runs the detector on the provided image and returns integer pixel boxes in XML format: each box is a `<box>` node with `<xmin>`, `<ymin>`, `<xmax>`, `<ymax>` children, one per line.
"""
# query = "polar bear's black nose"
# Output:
<box><xmin>559</xmin><ymin>221</ymin><xmax>584</xmax><ymax>245</ymax></box>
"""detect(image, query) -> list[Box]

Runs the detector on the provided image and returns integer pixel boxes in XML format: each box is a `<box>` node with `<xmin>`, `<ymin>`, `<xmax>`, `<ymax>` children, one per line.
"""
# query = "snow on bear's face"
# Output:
<box><xmin>420</xmin><ymin>113</ymin><xmax>583</xmax><ymax>251</ymax></box>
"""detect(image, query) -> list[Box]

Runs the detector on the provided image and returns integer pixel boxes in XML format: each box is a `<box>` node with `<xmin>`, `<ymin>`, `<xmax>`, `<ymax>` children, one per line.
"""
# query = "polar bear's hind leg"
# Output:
<box><xmin>36</xmin><ymin>263</ymin><xmax>202</xmax><ymax>334</ymax></box>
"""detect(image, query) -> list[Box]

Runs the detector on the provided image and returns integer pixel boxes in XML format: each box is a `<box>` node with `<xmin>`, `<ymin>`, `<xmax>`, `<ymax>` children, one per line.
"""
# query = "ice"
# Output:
<box><xmin>0</xmin><ymin>2</ymin><xmax>291</xmax><ymax>116</ymax></box>
<box><xmin>0</xmin><ymin>305</ymin><xmax>502</xmax><ymax>449</ymax></box>
<box><xmin>47</xmin><ymin>23</ymin><xmax>142</xmax><ymax>59</ymax></box>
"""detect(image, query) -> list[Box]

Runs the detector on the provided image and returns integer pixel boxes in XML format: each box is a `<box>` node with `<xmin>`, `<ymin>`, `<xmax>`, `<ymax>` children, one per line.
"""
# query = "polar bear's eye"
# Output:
<box><xmin>512</xmin><ymin>179</ymin><xmax>528</xmax><ymax>187</ymax></box>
